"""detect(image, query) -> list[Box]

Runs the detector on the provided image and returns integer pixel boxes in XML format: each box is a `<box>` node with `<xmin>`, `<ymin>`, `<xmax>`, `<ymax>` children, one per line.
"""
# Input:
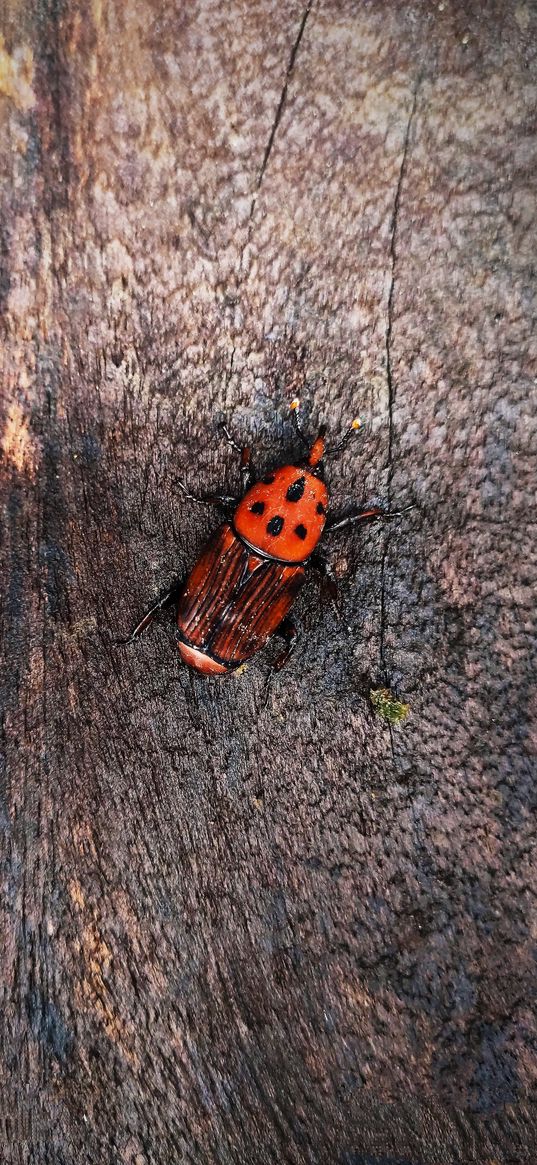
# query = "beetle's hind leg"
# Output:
<box><xmin>263</xmin><ymin>617</ymin><xmax>298</xmax><ymax>706</ymax></box>
<box><xmin>116</xmin><ymin>579</ymin><xmax>184</xmax><ymax>645</ymax></box>
<box><xmin>273</xmin><ymin>617</ymin><xmax>298</xmax><ymax>672</ymax></box>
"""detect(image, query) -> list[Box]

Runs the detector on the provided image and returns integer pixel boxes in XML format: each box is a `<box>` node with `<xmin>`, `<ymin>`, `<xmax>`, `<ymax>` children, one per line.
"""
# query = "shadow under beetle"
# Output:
<box><xmin>120</xmin><ymin>401</ymin><xmax>407</xmax><ymax>679</ymax></box>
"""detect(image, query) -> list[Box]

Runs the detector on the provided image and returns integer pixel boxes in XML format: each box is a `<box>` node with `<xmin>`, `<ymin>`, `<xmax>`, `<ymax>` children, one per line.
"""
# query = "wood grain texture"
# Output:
<box><xmin>1</xmin><ymin>1</ymin><xmax>537</xmax><ymax>1162</ymax></box>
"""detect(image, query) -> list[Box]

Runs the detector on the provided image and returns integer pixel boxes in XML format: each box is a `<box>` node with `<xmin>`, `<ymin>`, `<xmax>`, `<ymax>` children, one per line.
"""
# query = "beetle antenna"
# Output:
<box><xmin>289</xmin><ymin>399</ymin><xmax>309</xmax><ymax>448</ymax></box>
<box><xmin>324</xmin><ymin>416</ymin><xmax>363</xmax><ymax>458</ymax></box>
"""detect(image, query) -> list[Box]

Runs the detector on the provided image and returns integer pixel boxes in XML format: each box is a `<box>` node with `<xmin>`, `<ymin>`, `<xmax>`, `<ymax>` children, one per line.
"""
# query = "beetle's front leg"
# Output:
<box><xmin>218</xmin><ymin>422</ymin><xmax>254</xmax><ymax>494</ymax></box>
<box><xmin>239</xmin><ymin>445</ymin><xmax>253</xmax><ymax>494</ymax></box>
<box><xmin>174</xmin><ymin>478</ymin><xmax>238</xmax><ymax>509</ymax></box>
<box><xmin>325</xmin><ymin>503</ymin><xmax>412</xmax><ymax>534</ymax></box>
<box><xmin>116</xmin><ymin>579</ymin><xmax>184</xmax><ymax>644</ymax></box>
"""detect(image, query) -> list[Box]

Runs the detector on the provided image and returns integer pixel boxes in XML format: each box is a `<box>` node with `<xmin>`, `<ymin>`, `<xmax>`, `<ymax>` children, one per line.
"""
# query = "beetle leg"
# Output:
<box><xmin>116</xmin><ymin>581</ymin><xmax>183</xmax><ymax>644</ymax></box>
<box><xmin>310</xmin><ymin>552</ymin><xmax>339</xmax><ymax>613</ymax></box>
<box><xmin>218</xmin><ymin>420</ymin><xmax>242</xmax><ymax>454</ymax></box>
<box><xmin>263</xmin><ymin>618</ymin><xmax>298</xmax><ymax>706</ymax></box>
<box><xmin>273</xmin><ymin>616</ymin><xmax>298</xmax><ymax>671</ymax></box>
<box><xmin>218</xmin><ymin>422</ymin><xmax>254</xmax><ymax>493</ymax></box>
<box><xmin>239</xmin><ymin>445</ymin><xmax>253</xmax><ymax>494</ymax></box>
<box><xmin>325</xmin><ymin>503</ymin><xmax>413</xmax><ymax>534</ymax></box>
<box><xmin>175</xmin><ymin>478</ymin><xmax>237</xmax><ymax>509</ymax></box>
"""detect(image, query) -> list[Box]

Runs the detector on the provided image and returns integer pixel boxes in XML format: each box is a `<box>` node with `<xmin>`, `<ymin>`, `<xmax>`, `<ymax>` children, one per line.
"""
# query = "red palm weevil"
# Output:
<box><xmin>120</xmin><ymin>401</ymin><xmax>406</xmax><ymax>678</ymax></box>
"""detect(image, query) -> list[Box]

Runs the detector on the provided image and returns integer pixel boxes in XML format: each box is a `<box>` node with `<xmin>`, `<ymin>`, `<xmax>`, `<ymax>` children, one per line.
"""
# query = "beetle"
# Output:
<box><xmin>120</xmin><ymin>401</ymin><xmax>405</xmax><ymax>681</ymax></box>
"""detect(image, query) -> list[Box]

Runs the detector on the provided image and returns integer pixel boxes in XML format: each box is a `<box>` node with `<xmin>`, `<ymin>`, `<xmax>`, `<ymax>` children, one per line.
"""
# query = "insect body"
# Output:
<box><xmin>122</xmin><ymin>403</ymin><xmax>404</xmax><ymax>680</ymax></box>
<box><xmin>176</xmin><ymin>521</ymin><xmax>305</xmax><ymax>675</ymax></box>
<box><xmin>176</xmin><ymin>457</ymin><xmax>327</xmax><ymax>675</ymax></box>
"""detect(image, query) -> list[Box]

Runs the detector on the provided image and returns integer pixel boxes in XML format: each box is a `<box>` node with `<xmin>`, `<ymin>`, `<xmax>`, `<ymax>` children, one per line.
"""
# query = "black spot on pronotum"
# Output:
<box><xmin>286</xmin><ymin>476</ymin><xmax>306</xmax><ymax>502</ymax></box>
<box><xmin>250</xmin><ymin>501</ymin><xmax>265</xmax><ymax>515</ymax></box>
<box><xmin>295</xmin><ymin>524</ymin><xmax>307</xmax><ymax>540</ymax></box>
<box><xmin>316</xmin><ymin>502</ymin><xmax>326</xmax><ymax>515</ymax></box>
<box><xmin>267</xmin><ymin>515</ymin><xmax>284</xmax><ymax>536</ymax></box>
<box><xmin>263</xmin><ymin>474</ymin><xmax>275</xmax><ymax>484</ymax></box>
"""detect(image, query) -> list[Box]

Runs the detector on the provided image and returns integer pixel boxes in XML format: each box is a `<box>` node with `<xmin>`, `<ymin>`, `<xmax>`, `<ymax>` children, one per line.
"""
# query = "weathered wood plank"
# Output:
<box><xmin>1</xmin><ymin>1</ymin><xmax>537</xmax><ymax>1161</ymax></box>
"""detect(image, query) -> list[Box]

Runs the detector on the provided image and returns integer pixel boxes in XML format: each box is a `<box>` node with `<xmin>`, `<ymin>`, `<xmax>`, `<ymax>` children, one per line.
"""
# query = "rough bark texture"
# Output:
<box><xmin>1</xmin><ymin>1</ymin><xmax>537</xmax><ymax>1162</ymax></box>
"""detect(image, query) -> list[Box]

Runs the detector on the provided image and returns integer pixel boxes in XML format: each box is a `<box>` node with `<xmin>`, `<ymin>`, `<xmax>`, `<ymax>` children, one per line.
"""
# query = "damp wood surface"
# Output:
<box><xmin>1</xmin><ymin>1</ymin><xmax>537</xmax><ymax>1163</ymax></box>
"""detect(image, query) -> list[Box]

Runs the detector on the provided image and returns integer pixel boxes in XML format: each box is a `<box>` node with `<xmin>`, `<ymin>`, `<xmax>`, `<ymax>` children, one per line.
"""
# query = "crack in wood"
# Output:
<box><xmin>252</xmin><ymin>2</ymin><xmax>313</xmax><ymax>207</ymax></box>
<box><xmin>239</xmin><ymin>1</ymin><xmax>314</xmax><ymax>279</ymax></box>
<box><xmin>379</xmin><ymin>77</ymin><xmax>421</xmax><ymax>739</ymax></box>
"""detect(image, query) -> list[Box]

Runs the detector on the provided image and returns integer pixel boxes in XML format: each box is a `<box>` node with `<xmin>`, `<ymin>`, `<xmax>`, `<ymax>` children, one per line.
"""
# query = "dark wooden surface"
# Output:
<box><xmin>1</xmin><ymin>1</ymin><xmax>537</xmax><ymax>1162</ymax></box>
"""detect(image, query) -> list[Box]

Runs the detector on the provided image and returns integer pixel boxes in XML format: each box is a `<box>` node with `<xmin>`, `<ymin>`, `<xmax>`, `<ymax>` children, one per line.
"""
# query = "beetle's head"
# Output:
<box><xmin>290</xmin><ymin>399</ymin><xmax>363</xmax><ymax>477</ymax></box>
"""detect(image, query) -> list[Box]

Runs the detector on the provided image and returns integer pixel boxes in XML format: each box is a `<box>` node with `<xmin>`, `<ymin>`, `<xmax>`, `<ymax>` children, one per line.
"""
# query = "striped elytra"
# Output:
<box><xmin>176</xmin><ymin>524</ymin><xmax>305</xmax><ymax>674</ymax></box>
